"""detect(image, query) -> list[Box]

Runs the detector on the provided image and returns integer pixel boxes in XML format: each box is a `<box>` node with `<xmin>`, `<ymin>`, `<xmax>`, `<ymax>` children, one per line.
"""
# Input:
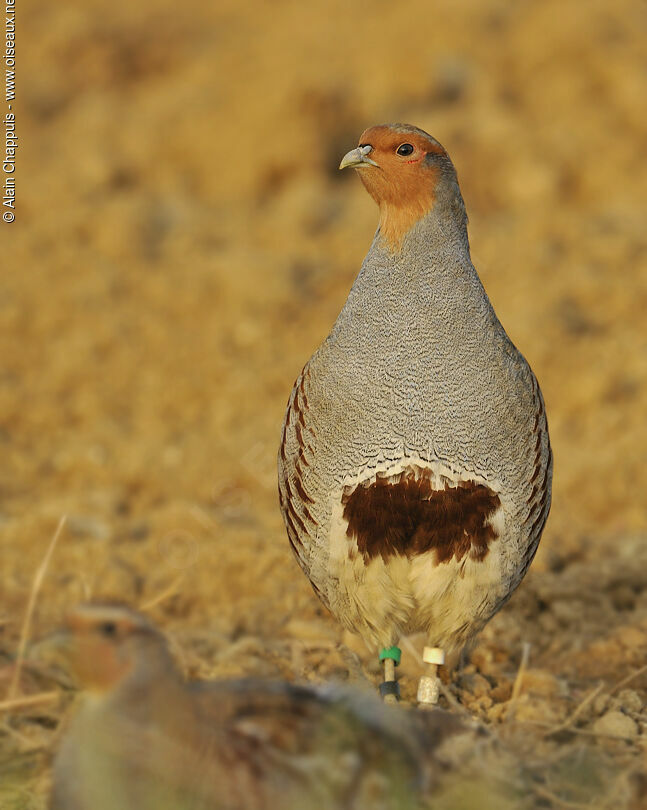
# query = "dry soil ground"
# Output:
<box><xmin>1</xmin><ymin>0</ymin><xmax>647</xmax><ymax>807</ymax></box>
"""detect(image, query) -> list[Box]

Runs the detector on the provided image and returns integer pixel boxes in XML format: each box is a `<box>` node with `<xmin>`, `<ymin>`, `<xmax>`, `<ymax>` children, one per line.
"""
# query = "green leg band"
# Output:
<box><xmin>379</xmin><ymin>646</ymin><xmax>402</xmax><ymax>666</ymax></box>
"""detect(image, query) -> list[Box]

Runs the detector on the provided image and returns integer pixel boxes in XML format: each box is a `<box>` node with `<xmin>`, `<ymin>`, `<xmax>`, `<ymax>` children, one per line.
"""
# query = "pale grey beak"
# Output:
<box><xmin>339</xmin><ymin>144</ymin><xmax>379</xmax><ymax>171</ymax></box>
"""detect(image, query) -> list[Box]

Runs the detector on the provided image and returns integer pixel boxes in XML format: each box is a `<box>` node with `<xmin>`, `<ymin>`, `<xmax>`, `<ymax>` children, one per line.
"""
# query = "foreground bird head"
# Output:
<box><xmin>339</xmin><ymin>123</ymin><xmax>465</xmax><ymax>251</ymax></box>
<box><xmin>58</xmin><ymin>603</ymin><xmax>177</xmax><ymax>694</ymax></box>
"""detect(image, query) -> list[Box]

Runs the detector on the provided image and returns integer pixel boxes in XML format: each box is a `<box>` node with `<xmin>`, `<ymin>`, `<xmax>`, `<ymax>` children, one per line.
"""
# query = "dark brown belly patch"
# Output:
<box><xmin>341</xmin><ymin>466</ymin><xmax>501</xmax><ymax>564</ymax></box>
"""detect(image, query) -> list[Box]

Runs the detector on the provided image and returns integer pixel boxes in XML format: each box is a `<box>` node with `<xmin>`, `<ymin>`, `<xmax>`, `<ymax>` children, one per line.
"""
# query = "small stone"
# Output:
<box><xmin>592</xmin><ymin>710</ymin><xmax>638</xmax><ymax>739</ymax></box>
<box><xmin>473</xmin><ymin>695</ymin><xmax>493</xmax><ymax>711</ymax></box>
<box><xmin>615</xmin><ymin>689</ymin><xmax>642</xmax><ymax>714</ymax></box>
<box><xmin>461</xmin><ymin>672</ymin><xmax>491</xmax><ymax>698</ymax></box>
<box><xmin>512</xmin><ymin>694</ymin><xmax>565</xmax><ymax>726</ymax></box>
<box><xmin>469</xmin><ymin>648</ymin><xmax>496</xmax><ymax>673</ymax></box>
<box><xmin>520</xmin><ymin>668</ymin><xmax>564</xmax><ymax>697</ymax></box>
<box><xmin>550</xmin><ymin>600</ymin><xmax>575</xmax><ymax>623</ymax></box>
<box><xmin>616</xmin><ymin>627</ymin><xmax>645</xmax><ymax>649</ymax></box>
<box><xmin>490</xmin><ymin>681</ymin><xmax>513</xmax><ymax>702</ymax></box>
<box><xmin>487</xmin><ymin>702</ymin><xmax>508</xmax><ymax>722</ymax></box>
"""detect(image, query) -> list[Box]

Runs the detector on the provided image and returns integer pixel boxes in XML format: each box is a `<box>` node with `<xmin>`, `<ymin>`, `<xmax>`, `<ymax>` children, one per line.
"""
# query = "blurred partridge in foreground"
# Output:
<box><xmin>278</xmin><ymin>124</ymin><xmax>552</xmax><ymax>703</ymax></box>
<box><xmin>50</xmin><ymin>603</ymin><xmax>460</xmax><ymax>810</ymax></box>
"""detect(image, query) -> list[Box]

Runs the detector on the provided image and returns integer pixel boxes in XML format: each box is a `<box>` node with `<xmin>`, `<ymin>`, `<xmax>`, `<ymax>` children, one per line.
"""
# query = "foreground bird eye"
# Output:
<box><xmin>396</xmin><ymin>143</ymin><xmax>414</xmax><ymax>156</ymax></box>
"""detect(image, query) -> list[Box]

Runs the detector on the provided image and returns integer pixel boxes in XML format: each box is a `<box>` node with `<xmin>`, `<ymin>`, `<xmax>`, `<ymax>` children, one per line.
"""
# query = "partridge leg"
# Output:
<box><xmin>417</xmin><ymin>646</ymin><xmax>445</xmax><ymax>708</ymax></box>
<box><xmin>378</xmin><ymin>646</ymin><xmax>401</xmax><ymax>704</ymax></box>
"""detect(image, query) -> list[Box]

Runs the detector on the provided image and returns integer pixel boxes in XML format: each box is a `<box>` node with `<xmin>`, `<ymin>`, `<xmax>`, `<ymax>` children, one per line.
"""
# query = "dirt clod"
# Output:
<box><xmin>592</xmin><ymin>710</ymin><xmax>639</xmax><ymax>739</ymax></box>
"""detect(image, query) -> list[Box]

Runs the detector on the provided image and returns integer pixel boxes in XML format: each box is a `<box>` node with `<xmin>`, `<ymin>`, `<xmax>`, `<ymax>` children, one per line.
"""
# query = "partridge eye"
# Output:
<box><xmin>99</xmin><ymin>621</ymin><xmax>117</xmax><ymax>637</ymax></box>
<box><xmin>396</xmin><ymin>143</ymin><xmax>414</xmax><ymax>156</ymax></box>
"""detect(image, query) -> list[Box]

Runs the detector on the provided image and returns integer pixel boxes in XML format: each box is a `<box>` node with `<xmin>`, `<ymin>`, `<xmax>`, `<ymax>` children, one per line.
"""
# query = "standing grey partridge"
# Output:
<box><xmin>278</xmin><ymin>123</ymin><xmax>552</xmax><ymax>703</ymax></box>
<box><xmin>50</xmin><ymin>603</ymin><xmax>442</xmax><ymax>810</ymax></box>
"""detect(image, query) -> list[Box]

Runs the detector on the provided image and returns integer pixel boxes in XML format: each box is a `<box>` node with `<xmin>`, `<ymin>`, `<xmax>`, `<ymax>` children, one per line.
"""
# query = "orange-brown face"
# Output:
<box><xmin>63</xmin><ymin>605</ymin><xmax>151</xmax><ymax>693</ymax></box>
<box><xmin>339</xmin><ymin>124</ymin><xmax>450</xmax><ymax>250</ymax></box>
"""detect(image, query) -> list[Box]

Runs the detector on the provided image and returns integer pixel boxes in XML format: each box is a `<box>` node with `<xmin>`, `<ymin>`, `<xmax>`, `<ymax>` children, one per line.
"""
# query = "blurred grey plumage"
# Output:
<box><xmin>49</xmin><ymin>604</ymin><xmax>460</xmax><ymax>810</ymax></box>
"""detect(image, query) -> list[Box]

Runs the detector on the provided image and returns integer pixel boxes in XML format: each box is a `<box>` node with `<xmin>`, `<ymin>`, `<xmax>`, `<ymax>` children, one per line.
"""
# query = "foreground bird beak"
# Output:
<box><xmin>339</xmin><ymin>144</ymin><xmax>379</xmax><ymax>170</ymax></box>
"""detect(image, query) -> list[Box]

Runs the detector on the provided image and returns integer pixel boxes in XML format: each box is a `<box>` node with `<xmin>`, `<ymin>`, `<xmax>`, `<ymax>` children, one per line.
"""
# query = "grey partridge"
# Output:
<box><xmin>278</xmin><ymin>124</ymin><xmax>552</xmax><ymax>703</ymax></box>
<box><xmin>49</xmin><ymin>603</ymin><xmax>448</xmax><ymax>810</ymax></box>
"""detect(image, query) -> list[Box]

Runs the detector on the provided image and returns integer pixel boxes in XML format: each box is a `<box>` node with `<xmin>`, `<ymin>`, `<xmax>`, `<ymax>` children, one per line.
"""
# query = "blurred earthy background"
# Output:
<box><xmin>2</xmin><ymin>0</ymin><xmax>647</xmax><ymax>806</ymax></box>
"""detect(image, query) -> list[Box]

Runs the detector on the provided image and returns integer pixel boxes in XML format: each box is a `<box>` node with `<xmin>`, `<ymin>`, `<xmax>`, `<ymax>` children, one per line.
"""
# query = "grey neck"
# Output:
<box><xmin>354</xmin><ymin>203</ymin><xmax>485</xmax><ymax>304</ymax></box>
<box><xmin>328</xmin><ymin>196</ymin><xmax>502</xmax><ymax>353</ymax></box>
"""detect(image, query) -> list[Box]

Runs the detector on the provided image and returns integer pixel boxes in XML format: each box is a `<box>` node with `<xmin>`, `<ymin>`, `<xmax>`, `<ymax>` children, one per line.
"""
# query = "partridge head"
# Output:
<box><xmin>339</xmin><ymin>124</ymin><xmax>464</xmax><ymax>251</ymax></box>
<box><xmin>59</xmin><ymin>602</ymin><xmax>177</xmax><ymax>693</ymax></box>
